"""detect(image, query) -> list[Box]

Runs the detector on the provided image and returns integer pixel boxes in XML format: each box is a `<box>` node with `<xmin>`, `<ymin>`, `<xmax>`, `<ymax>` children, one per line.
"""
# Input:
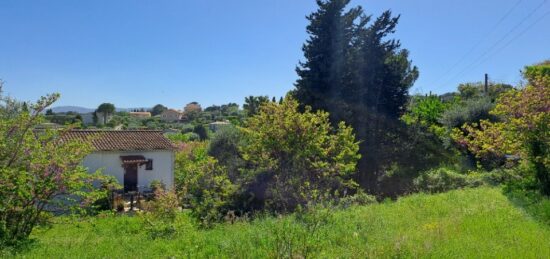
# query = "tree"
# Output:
<box><xmin>174</xmin><ymin>142</ymin><xmax>235</xmax><ymax>227</ymax></box>
<box><xmin>240</xmin><ymin>98</ymin><xmax>360</xmax><ymax>212</ymax></box>
<box><xmin>151</xmin><ymin>104</ymin><xmax>167</xmax><ymax>116</ymax></box>
<box><xmin>0</xmin><ymin>90</ymin><xmax>114</xmax><ymax>247</ymax></box>
<box><xmin>96</xmin><ymin>103</ymin><xmax>115</xmax><ymax>125</ymax></box>
<box><xmin>439</xmin><ymin>97</ymin><xmax>497</xmax><ymax>129</ymax></box>
<box><xmin>243</xmin><ymin>96</ymin><xmax>269</xmax><ymax>116</ymax></box>
<box><xmin>402</xmin><ymin>94</ymin><xmax>449</xmax><ymax>127</ymax></box>
<box><xmin>458</xmin><ymin>82</ymin><xmax>513</xmax><ymax>101</ymax></box>
<box><xmin>193</xmin><ymin>124</ymin><xmax>208</xmax><ymax>141</ymax></box>
<box><xmin>184</xmin><ymin>102</ymin><xmax>202</xmax><ymax>122</ymax></box>
<box><xmin>293</xmin><ymin>1</ymin><xmax>418</xmax><ymax>193</ymax></box>
<box><xmin>45</xmin><ymin>109</ymin><xmax>54</xmax><ymax>116</ymax></box>
<box><xmin>208</xmin><ymin>126</ymin><xmax>245</xmax><ymax>181</ymax></box>
<box><xmin>294</xmin><ymin>0</ymin><xmax>361</xmax><ymax>120</ymax></box>
<box><xmin>452</xmin><ymin>61</ymin><xmax>550</xmax><ymax>194</ymax></box>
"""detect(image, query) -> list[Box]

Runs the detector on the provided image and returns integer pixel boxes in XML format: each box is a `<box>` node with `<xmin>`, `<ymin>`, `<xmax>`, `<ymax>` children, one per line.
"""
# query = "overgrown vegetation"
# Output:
<box><xmin>10</xmin><ymin>188</ymin><xmax>550</xmax><ymax>258</ymax></box>
<box><xmin>1</xmin><ymin>0</ymin><xmax>548</xmax><ymax>256</ymax></box>
<box><xmin>0</xmin><ymin>85</ymin><xmax>113</xmax><ymax>248</ymax></box>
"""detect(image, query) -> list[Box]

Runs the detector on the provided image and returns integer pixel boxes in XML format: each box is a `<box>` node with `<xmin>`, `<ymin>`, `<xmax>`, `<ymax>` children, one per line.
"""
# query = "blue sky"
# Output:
<box><xmin>1</xmin><ymin>0</ymin><xmax>548</xmax><ymax>109</ymax></box>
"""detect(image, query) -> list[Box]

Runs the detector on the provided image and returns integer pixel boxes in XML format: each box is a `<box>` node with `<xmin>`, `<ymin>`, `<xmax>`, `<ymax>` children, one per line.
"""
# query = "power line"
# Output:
<box><xmin>476</xmin><ymin>10</ymin><xmax>550</xmax><ymax>67</ymax></box>
<box><xmin>430</xmin><ymin>0</ymin><xmax>525</xmax><ymax>87</ymax></box>
<box><xmin>440</xmin><ymin>0</ymin><xmax>548</xmax><ymax>87</ymax></box>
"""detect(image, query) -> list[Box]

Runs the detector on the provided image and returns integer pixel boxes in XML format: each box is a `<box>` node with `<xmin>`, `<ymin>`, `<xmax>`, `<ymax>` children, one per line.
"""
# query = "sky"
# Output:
<box><xmin>1</xmin><ymin>0</ymin><xmax>549</xmax><ymax>109</ymax></box>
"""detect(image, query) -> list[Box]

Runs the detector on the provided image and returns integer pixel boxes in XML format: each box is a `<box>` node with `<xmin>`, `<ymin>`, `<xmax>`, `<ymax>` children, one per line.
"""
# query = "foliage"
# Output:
<box><xmin>193</xmin><ymin>124</ymin><xmax>209</xmax><ymax>140</ymax></box>
<box><xmin>0</xmin><ymin>90</ymin><xmax>113</xmax><ymax>247</ymax></box>
<box><xmin>183</xmin><ymin>102</ymin><xmax>202</xmax><ymax>122</ymax></box>
<box><xmin>439</xmin><ymin>97</ymin><xmax>497</xmax><ymax>129</ymax></box>
<box><xmin>95</xmin><ymin>103</ymin><xmax>115</xmax><ymax>125</ymax></box>
<box><xmin>402</xmin><ymin>94</ymin><xmax>449</xmax><ymax>127</ymax></box>
<box><xmin>240</xmin><ymin>98</ymin><xmax>360</xmax><ymax>212</ymax></box>
<box><xmin>165</xmin><ymin>133</ymin><xmax>190</xmax><ymax>143</ymax></box>
<box><xmin>335</xmin><ymin>190</ymin><xmax>377</xmax><ymax>209</ymax></box>
<box><xmin>14</xmin><ymin>188</ymin><xmax>550</xmax><ymax>258</ymax></box>
<box><xmin>293</xmin><ymin>1</ymin><xmax>419</xmax><ymax>193</ymax></box>
<box><xmin>208</xmin><ymin>126</ymin><xmax>246</xmax><ymax>181</ymax></box>
<box><xmin>150</xmin><ymin>104</ymin><xmax>167</xmax><ymax>116</ymax></box>
<box><xmin>174</xmin><ymin>142</ymin><xmax>236</xmax><ymax>227</ymax></box>
<box><xmin>401</xmin><ymin>94</ymin><xmax>453</xmax><ymax>141</ymax></box>
<box><xmin>452</xmin><ymin>61</ymin><xmax>549</xmax><ymax>194</ymax></box>
<box><xmin>457</xmin><ymin>82</ymin><xmax>513</xmax><ymax>101</ymax></box>
<box><xmin>141</xmin><ymin>189</ymin><xmax>180</xmax><ymax>239</ymax></box>
<box><xmin>243</xmin><ymin>95</ymin><xmax>269</xmax><ymax>116</ymax></box>
<box><xmin>413</xmin><ymin>167</ymin><xmax>490</xmax><ymax>193</ymax></box>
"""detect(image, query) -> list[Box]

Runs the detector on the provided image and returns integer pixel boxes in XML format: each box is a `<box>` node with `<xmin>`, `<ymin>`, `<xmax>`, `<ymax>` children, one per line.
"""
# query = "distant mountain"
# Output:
<box><xmin>51</xmin><ymin>106</ymin><xmax>94</xmax><ymax>114</ymax></box>
<box><xmin>116</xmin><ymin>107</ymin><xmax>151</xmax><ymax>112</ymax></box>
<box><xmin>51</xmin><ymin>106</ymin><xmax>152</xmax><ymax>114</ymax></box>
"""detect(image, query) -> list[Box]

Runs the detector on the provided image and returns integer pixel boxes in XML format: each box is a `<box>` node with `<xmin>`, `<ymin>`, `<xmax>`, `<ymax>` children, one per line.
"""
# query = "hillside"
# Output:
<box><xmin>50</xmin><ymin>106</ymin><xmax>95</xmax><ymax>114</ymax></box>
<box><xmin>14</xmin><ymin>187</ymin><xmax>550</xmax><ymax>258</ymax></box>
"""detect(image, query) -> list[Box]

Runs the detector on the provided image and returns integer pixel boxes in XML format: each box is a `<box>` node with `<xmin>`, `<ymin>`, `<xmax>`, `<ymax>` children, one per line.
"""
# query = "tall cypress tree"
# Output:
<box><xmin>351</xmin><ymin>11</ymin><xmax>419</xmax><ymax>193</ymax></box>
<box><xmin>294</xmin><ymin>2</ymin><xmax>419</xmax><ymax>195</ymax></box>
<box><xmin>294</xmin><ymin>0</ymin><xmax>362</xmax><ymax>122</ymax></box>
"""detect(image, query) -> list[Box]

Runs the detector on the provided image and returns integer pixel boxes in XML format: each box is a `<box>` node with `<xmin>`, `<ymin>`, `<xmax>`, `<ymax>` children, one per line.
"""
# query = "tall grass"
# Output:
<box><xmin>10</xmin><ymin>187</ymin><xmax>550</xmax><ymax>258</ymax></box>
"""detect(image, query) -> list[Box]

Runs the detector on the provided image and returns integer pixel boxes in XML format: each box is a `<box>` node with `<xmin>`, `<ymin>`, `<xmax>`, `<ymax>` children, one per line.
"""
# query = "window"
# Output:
<box><xmin>146</xmin><ymin>159</ymin><xmax>153</xmax><ymax>170</ymax></box>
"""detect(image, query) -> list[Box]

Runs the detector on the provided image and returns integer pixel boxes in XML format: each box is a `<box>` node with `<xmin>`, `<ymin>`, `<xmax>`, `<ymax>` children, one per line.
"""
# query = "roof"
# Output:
<box><xmin>209</xmin><ymin>121</ymin><xmax>231</xmax><ymax>125</ymax></box>
<box><xmin>129</xmin><ymin>112</ymin><xmax>151</xmax><ymax>116</ymax></box>
<box><xmin>120</xmin><ymin>155</ymin><xmax>148</xmax><ymax>164</ymax></box>
<box><xmin>63</xmin><ymin>130</ymin><xmax>175</xmax><ymax>151</ymax></box>
<box><xmin>162</xmin><ymin>109</ymin><xmax>182</xmax><ymax>114</ymax></box>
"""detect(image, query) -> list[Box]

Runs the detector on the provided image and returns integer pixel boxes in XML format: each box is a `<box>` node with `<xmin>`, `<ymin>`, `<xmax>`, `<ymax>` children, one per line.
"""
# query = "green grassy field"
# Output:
<box><xmin>11</xmin><ymin>187</ymin><xmax>550</xmax><ymax>258</ymax></box>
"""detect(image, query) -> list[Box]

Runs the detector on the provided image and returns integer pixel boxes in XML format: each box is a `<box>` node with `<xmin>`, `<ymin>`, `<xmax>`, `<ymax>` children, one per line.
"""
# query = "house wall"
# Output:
<box><xmin>82</xmin><ymin>150</ymin><xmax>175</xmax><ymax>191</ymax></box>
<box><xmin>160</xmin><ymin>110</ymin><xmax>181</xmax><ymax>122</ymax></box>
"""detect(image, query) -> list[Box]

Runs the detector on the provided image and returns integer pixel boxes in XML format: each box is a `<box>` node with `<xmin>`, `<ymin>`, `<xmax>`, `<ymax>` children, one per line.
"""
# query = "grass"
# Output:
<box><xmin>10</xmin><ymin>187</ymin><xmax>550</xmax><ymax>258</ymax></box>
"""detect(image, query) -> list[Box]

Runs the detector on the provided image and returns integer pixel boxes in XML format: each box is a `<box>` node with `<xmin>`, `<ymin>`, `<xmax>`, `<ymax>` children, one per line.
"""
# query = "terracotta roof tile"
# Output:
<box><xmin>63</xmin><ymin>130</ymin><xmax>175</xmax><ymax>151</ymax></box>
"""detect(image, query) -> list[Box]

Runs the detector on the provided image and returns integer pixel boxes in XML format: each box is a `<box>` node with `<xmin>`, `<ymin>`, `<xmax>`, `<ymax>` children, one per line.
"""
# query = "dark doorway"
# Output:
<box><xmin>124</xmin><ymin>164</ymin><xmax>138</xmax><ymax>192</ymax></box>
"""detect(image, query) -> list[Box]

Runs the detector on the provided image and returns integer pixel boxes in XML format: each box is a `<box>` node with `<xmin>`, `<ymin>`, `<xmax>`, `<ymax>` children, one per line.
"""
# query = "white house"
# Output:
<box><xmin>208</xmin><ymin>120</ymin><xmax>231</xmax><ymax>132</ymax></box>
<box><xmin>160</xmin><ymin>109</ymin><xmax>183</xmax><ymax>122</ymax></box>
<box><xmin>65</xmin><ymin>130</ymin><xmax>175</xmax><ymax>192</ymax></box>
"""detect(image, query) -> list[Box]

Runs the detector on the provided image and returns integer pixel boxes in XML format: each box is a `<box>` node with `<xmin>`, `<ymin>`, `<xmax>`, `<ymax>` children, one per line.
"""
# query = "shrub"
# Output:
<box><xmin>452</xmin><ymin>61</ymin><xmax>549</xmax><ymax>195</ymax></box>
<box><xmin>208</xmin><ymin>126</ymin><xmax>246</xmax><ymax>181</ymax></box>
<box><xmin>141</xmin><ymin>190</ymin><xmax>180</xmax><ymax>239</ymax></box>
<box><xmin>439</xmin><ymin>97</ymin><xmax>497</xmax><ymax>129</ymax></box>
<box><xmin>185</xmin><ymin>132</ymin><xmax>200</xmax><ymax>141</ymax></box>
<box><xmin>166</xmin><ymin>133</ymin><xmax>190</xmax><ymax>142</ymax></box>
<box><xmin>175</xmin><ymin>142</ymin><xmax>236</xmax><ymax>227</ymax></box>
<box><xmin>413</xmin><ymin>167</ymin><xmax>488</xmax><ymax>193</ymax></box>
<box><xmin>149</xmin><ymin>180</ymin><xmax>165</xmax><ymax>193</ymax></box>
<box><xmin>193</xmin><ymin>124</ymin><xmax>209</xmax><ymax>140</ymax></box>
<box><xmin>0</xmin><ymin>90</ymin><xmax>113</xmax><ymax>248</ymax></box>
<box><xmin>336</xmin><ymin>191</ymin><xmax>377</xmax><ymax>209</ymax></box>
<box><xmin>240</xmin><ymin>98</ymin><xmax>360</xmax><ymax>212</ymax></box>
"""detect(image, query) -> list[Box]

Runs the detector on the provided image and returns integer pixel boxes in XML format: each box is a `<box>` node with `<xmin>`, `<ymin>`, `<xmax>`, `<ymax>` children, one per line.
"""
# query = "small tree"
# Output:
<box><xmin>174</xmin><ymin>142</ymin><xmax>235</xmax><ymax>227</ymax></box>
<box><xmin>241</xmin><ymin>98</ymin><xmax>360</xmax><ymax>212</ymax></box>
<box><xmin>243</xmin><ymin>96</ymin><xmax>269</xmax><ymax>116</ymax></box>
<box><xmin>452</xmin><ymin>61</ymin><xmax>549</xmax><ymax>194</ymax></box>
<box><xmin>96</xmin><ymin>103</ymin><xmax>115</xmax><ymax>124</ymax></box>
<box><xmin>151</xmin><ymin>104</ymin><xmax>167</xmax><ymax>116</ymax></box>
<box><xmin>193</xmin><ymin>124</ymin><xmax>208</xmax><ymax>141</ymax></box>
<box><xmin>0</xmin><ymin>91</ymin><xmax>114</xmax><ymax>247</ymax></box>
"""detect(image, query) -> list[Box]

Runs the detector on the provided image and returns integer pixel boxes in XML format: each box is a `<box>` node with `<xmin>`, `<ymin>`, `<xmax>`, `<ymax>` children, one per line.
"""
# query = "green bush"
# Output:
<box><xmin>336</xmin><ymin>191</ymin><xmax>377</xmax><ymax>209</ymax></box>
<box><xmin>141</xmin><ymin>190</ymin><xmax>180</xmax><ymax>239</ymax></box>
<box><xmin>413</xmin><ymin>167</ymin><xmax>489</xmax><ymax>193</ymax></box>
<box><xmin>240</xmin><ymin>98</ymin><xmax>360</xmax><ymax>212</ymax></box>
<box><xmin>208</xmin><ymin>126</ymin><xmax>246</xmax><ymax>181</ymax></box>
<box><xmin>439</xmin><ymin>97</ymin><xmax>496</xmax><ymax>129</ymax></box>
<box><xmin>175</xmin><ymin>142</ymin><xmax>236</xmax><ymax>227</ymax></box>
